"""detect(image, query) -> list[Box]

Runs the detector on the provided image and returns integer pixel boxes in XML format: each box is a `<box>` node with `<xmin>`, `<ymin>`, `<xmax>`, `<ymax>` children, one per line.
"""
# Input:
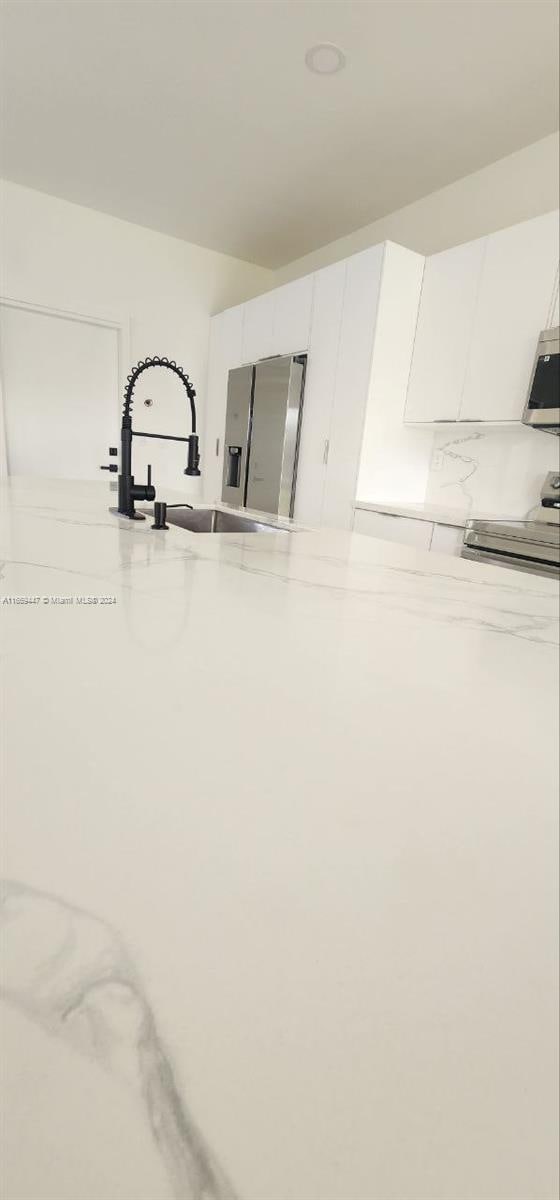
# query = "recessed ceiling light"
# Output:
<box><xmin>305</xmin><ymin>43</ymin><xmax>346</xmax><ymax>75</ymax></box>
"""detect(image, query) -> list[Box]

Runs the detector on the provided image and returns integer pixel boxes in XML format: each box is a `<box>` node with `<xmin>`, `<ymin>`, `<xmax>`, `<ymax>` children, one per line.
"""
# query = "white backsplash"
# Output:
<box><xmin>425</xmin><ymin>424</ymin><xmax>559</xmax><ymax>518</ymax></box>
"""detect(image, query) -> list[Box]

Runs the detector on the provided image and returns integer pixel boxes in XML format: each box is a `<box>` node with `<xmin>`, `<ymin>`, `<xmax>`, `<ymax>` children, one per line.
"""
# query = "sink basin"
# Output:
<box><xmin>140</xmin><ymin>506</ymin><xmax>288</xmax><ymax>534</ymax></box>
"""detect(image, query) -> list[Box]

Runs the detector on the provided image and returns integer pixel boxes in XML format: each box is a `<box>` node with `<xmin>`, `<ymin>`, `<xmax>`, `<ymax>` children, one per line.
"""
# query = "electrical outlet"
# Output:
<box><xmin>432</xmin><ymin>450</ymin><xmax>445</xmax><ymax>472</ymax></box>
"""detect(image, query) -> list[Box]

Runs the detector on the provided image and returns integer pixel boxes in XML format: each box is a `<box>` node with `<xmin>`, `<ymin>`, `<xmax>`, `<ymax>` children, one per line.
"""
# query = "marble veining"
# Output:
<box><xmin>425</xmin><ymin>424</ymin><xmax>559</xmax><ymax>518</ymax></box>
<box><xmin>1</xmin><ymin>880</ymin><xmax>238</xmax><ymax>1200</ymax></box>
<box><xmin>1</xmin><ymin>477</ymin><xmax>559</xmax><ymax>1200</ymax></box>
<box><xmin>435</xmin><ymin>429</ymin><xmax>484</xmax><ymax>510</ymax></box>
<box><xmin>2</xmin><ymin>487</ymin><xmax>556</xmax><ymax>644</ymax></box>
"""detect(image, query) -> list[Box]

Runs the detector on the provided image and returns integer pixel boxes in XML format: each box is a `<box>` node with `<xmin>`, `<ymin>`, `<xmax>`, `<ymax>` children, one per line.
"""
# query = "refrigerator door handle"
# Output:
<box><xmin>323</xmin><ymin>438</ymin><xmax>330</xmax><ymax>465</ymax></box>
<box><xmin>215</xmin><ymin>437</ymin><xmax>220</xmax><ymax>457</ymax></box>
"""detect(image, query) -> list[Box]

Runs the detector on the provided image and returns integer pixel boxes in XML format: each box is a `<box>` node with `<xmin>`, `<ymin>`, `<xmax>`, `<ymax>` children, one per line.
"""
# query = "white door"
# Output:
<box><xmin>460</xmin><ymin>211</ymin><xmax>560</xmax><ymax>421</ymax></box>
<box><xmin>405</xmin><ymin>238</ymin><xmax>485</xmax><ymax>423</ymax></box>
<box><xmin>0</xmin><ymin>305</ymin><xmax>119</xmax><ymax>480</ymax></box>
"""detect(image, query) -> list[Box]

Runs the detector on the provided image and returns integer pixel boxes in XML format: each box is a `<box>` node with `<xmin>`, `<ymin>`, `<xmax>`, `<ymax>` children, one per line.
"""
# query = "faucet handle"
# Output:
<box><xmin>140</xmin><ymin>463</ymin><xmax>156</xmax><ymax>503</ymax></box>
<box><xmin>100</xmin><ymin>463</ymin><xmax>118</xmax><ymax>473</ymax></box>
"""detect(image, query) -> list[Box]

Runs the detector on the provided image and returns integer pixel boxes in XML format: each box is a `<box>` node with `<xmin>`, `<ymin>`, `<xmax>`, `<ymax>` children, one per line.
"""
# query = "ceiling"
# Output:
<box><xmin>1</xmin><ymin>0</ymin><xmax>558</xmax><ymax>267</ymax></box>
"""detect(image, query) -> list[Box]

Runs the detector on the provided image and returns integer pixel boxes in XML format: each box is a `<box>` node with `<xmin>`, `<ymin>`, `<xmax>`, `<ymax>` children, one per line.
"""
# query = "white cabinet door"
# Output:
<box><xmin>353</xmin><ymin>508</ymin><xmax>434</xmax><ymax>550</ymax></box>
<box><xmin>272</xmin><ymin>276</ymin><xmax>313</xmax><ymax>356</ymax></box>
<box><xmin>293</xmin><ymin>261</ymin><xmax>346</xmax><ymax>525</ymax></box>
<box><xmin>202</xmin><ymin>304</ymin><xmax>244</xmax><ymax>503</ymax></box>
<box><xmin>241</xmin><ymin>290</ymin><xmax>275</xmax><ymax>364</ymax></box>
<box><xmin>243</xmin><ymin>276</ymin><xmax>313</xmax><ymax>365</ymax></box>
<box><xmin>429</xmin><ymin>523</ymin><xmax>464</xmax><ymax>556</ymax></box>
<box><xmin>405</xmin><ymin>239</ymin><xmax>485</xmax><ymax>423</ymax></box>
<box><xmin>322</xmin><ymin>246</ymin><xmax>384</xmax><ymax>530</ymax></box>
<box><xmin>460</xmin><ymin>211</ymin><xmax>560</xmax><ymax>421</ymax></box>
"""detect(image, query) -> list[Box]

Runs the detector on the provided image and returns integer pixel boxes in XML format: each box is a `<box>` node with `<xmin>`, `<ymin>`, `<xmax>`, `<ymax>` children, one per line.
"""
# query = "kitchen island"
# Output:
<box><xmin>1</xmin><ymin>476</ymin><xmax>559</xmax><ymax>1200</ymax></box>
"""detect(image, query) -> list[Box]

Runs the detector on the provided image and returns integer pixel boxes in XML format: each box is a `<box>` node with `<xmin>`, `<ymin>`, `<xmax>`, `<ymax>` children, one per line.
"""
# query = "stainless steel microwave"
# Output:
<box><xmin>522</xmin><ymin>326</ymin><xmax>559</xmax><ymax>433</ymax></box>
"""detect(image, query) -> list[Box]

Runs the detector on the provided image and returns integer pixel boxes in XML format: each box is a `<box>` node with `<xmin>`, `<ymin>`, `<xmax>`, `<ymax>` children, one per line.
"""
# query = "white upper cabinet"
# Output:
<box><xmin>404</xmin><ymin>239</ymin><xmax>485</xmax><ymax>423</ymax></box>
<box><xmin>241</xmin><ymin>289</ymin><xmax>275</xmax><ymax>363</ymax></box>
<box><xmin>240</xmin><ymin>276</ymin><xmax>314</xmax><ymax>364</ymax></box>
<box><xmin>271</xmin><ymin>276</ymin><xmax>314</xmax><ymax>357</ymax></box>
<box><xmin>460</xmin><ymin>211</ymin><xmax>560</xmax><ymax>421</ymax></box>
<box><xmin>405</xmin><ymin>211</ymin><xmax>560</xmax><ymax>425</ymax></box>
<box><xmin>293</xmin><ymin>261</ymin><xmax>346</xmax><ymax>526</ymax></box>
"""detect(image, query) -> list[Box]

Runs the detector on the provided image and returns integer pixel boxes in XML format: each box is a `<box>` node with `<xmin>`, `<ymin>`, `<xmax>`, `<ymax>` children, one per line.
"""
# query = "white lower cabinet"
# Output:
<box><xmin>353</xmin><ymin>508</ymin><xmax>465</xmax><ymax>557</ymax></box>
<box><xmin>429</xmin><ymin>523</ymin><xmax>464</xmax><ymax>557</ymax></box>
<box><xmin>353</xmin><ymin>508</ymin><xmax>433</xmax><ymax>550</ymax></box>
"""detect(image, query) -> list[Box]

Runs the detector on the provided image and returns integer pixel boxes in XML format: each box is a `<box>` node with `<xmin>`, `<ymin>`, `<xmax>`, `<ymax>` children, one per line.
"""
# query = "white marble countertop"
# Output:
<box><xmin>354</xmin><ymin>499</ymin><xmax>517</xmax><ymax>527</ymax></box>
<box><xmin>1</xmin><ymin>477</ymin><xmax>559</xmax><ymax>1200</ymax></box>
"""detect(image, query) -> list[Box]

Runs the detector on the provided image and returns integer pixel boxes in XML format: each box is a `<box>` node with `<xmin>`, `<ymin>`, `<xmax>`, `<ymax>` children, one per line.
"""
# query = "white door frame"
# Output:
<box><xmin>0</xmin><ymin>295</ymin><xmax>131</xmax><ymax>478</ymax></box>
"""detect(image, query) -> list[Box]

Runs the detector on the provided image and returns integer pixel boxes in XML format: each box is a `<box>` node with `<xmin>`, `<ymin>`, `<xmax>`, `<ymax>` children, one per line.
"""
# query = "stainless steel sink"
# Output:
<box><xmin>140</xmin><ymin>506</ymin><xmax>288</xmax><ymax>534</ymax></box>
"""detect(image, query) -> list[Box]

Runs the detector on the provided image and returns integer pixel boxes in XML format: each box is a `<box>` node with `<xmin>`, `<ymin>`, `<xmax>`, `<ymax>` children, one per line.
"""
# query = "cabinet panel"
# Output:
<box><xmin>241</xmin><ymin>290</ymin><xmax>275</xmax><ymax>363</ymax></box>
<box><xmin>353</xmin><ymin>508</ymin><xmax>433</xmax><ymax>550</ymax></box>
<box><xmin>460</xmin><ymin>212</ymin><xmax>560</xmax><ymax>421</ymax></box>
<box><xmin>548</xmin><ymin>264</ymin><xmax>559</xmax><ymax>329</ymax></box>
<box><xmin>429</xmin><ymin>523</ymin><xmax>464</xmax><ymax>557</ymax></box>
<box><xmin>293</xmin><ymin>261</ymin><xmax>346</xmax><ymax>525</ymax></box>
<box><xmin>203</xmin><ymin>305</ymin><xmax>244</xmax><ymax>503</ymax></box>
<box><xmin>322</xmin><ymin>246</ymin><xmax>384</xmax><ymax>530</ymax></box>
<box><xmin>272</xmin><ymin>276</ymin><xmax>313</xmax><ymax>356</ymax></box>
<box><xmin>405</xmin><ymin>239</ymin><xmax>485</xmax><ymax>423</ymax></box>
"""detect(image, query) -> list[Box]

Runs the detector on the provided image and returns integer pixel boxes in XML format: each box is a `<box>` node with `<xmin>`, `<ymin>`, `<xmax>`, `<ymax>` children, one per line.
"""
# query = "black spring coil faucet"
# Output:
<box><xmin>100</xmin><ymin>356</ymin><xmax>200</xmax><ymax>521</ymax></box>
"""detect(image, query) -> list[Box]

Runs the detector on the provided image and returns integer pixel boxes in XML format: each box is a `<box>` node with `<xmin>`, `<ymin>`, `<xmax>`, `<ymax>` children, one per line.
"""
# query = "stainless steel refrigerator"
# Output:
<box><xmin>221</xmin><ymin>354</ymin><xmax>306</xmax><ymax>517</ymax></box>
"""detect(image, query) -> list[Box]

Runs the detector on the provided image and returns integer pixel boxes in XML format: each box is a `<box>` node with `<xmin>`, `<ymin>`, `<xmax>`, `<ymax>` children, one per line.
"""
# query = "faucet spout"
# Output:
<box><xmin>110</xmin><ymin>356</ymin><xmax>200</xmax><ymax>520</ymax></box>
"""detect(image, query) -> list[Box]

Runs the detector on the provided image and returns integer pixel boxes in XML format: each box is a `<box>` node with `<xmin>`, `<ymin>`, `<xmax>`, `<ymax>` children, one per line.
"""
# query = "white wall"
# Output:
<box><xmin>0</xmin><ymin>180</ymin><xmax>272</xmax><ymax>491</ymax></box>
<box><xmin>272</xmin><ymin>134</ymin><xmax>560</xmax><ymax>286</ymax></box>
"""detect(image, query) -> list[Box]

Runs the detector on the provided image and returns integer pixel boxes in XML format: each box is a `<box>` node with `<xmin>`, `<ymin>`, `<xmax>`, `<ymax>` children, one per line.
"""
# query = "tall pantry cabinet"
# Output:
<box><xmin>202</xmin><ymin>242</ymin><xmax>423</xmax><ymax>530</ymax></box>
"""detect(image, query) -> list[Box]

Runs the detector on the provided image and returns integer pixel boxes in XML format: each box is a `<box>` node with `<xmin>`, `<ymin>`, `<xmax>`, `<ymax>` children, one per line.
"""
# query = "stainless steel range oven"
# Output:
<box><xmin>462</xmin><ymin>519</ymin><xmax>560</xmax><ymax>578</ymax></box>
<box><xmin>462</xmin><ymin>473</ymin><xmax>560</xmax><ymax>579</ymax></box>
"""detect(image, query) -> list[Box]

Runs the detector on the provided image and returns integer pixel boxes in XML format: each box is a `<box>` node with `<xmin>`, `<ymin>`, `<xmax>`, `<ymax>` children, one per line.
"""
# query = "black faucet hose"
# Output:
<box><xmin>123</xmin><ymin>357</ymin><xmax>197</xmax><ymax>431</ymax></box>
